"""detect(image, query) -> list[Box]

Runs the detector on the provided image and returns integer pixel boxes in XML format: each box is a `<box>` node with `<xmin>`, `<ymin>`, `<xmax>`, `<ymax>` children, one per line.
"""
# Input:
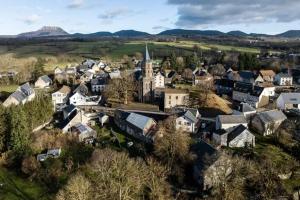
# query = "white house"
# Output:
<box><xmin>175</xmin><ymin>108</ymin><xmax>201</xmax><ymax>133</ymax></box>
<box><xmin>3</xmin><ymin>83</ymin><xmax>36</xmax><ymax>107</ymax></box>
<box><xmin>70</xmin><ymin>92</ymin><xmax>101</xmax><ymax>106</ymax></box>
<box><xmin>62</xmin><ymin>109</ymin><xmax>90</xmax><ymax>133</ymax></box>
<box><xmin>276</xmin><ymin>93</ymin><xmax>300</xmax><ymax>110</ymax></box>
<box><xmin>274</xmin><ymin>73</ymin><xmax>293</xmax><ymax>86</ymax></box>
<box><xmin>213</xmin><ymin>124</ymin><xmax>255</xmax><ymax>148</ymax></box>
<box><xmin>52</xmin><ymin>85</ymin><xmax>71</xmax><ymax>108</ymax></box>
<box><xmin>153</xmin><ymin>72</ymin><xmax>165</xmax><ymax>89</ymax></box>
<box><xmin>233</xmin><ymin>102</ymin><xmax>257</xmax><ymax>120</ymax></box>
<box><xmin>35</xmin><ymin>75</ymin><xmax>52</xmax><ymax>88</ymax></box>
<box><xmin>216</xmin><ymin>115</ymin><xmax>247</xmax><ymax>130</ymax></box>
<box><xmin>99</xmin><ymin>113</ymin><xmax>109</xmax><ymax>126</ymax></box>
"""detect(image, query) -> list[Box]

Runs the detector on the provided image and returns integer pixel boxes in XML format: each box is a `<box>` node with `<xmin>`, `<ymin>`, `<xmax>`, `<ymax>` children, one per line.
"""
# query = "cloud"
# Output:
<box><xmin>23</xmin><ymin>14</ymin><xmax>40</xmax><ymax>25</ymax></box>
<box><xmin>98</xmin><ymin>8</ymin><xmax>132</xmax><ymax>21</ymax></box>
<box><xmin>168</xmin><ymin>0</ymin><xmax>300</xmax><ymax>28</ymax></box>
<box><xmin>68</xmin><ymin>0</ymin><xmax>85</xmax><ymax>9</ymax></box>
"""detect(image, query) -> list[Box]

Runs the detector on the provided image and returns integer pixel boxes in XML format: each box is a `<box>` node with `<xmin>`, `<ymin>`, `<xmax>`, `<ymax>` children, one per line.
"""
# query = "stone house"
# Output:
<box><xmin>3</xmin><ymin>83</ymin><xmax>35</xmax><ymax>107</ymax></box>
<box><xmin>251</xmin><ymin>110</ymin><xmax>287</xmax><ymax>136</ymax></box>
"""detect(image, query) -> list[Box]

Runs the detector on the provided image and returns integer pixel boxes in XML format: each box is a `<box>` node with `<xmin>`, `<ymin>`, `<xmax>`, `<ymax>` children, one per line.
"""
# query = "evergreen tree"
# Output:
<box><xmin>0</xmin><ymin>106</ymin><xmax>8</xmax><ymax>152</ymax></box>
<box><xmin>32</xmin><ymin>58</ymin><xmax>46</xmax><ymax>81</ymax></box>
<box><xmin>8</xmin><ymin>106</ymin><xmax>31</xmax><ymax>154</ymax></box>
<box><xmin>170</xmin><ymin>51</ymin><xmax>178</xmax><ymax>71</ymax></box>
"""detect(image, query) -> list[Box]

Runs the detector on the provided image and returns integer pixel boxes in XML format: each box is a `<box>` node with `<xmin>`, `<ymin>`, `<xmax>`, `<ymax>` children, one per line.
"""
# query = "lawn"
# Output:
<box><xmin>0</xmin><ymin>84</ymin><xmax>18</xmax><ymax>93</ymax></box>
<box><xmin>0</xmin><ymin>167</ymin><xmax>50</xmax><ymax>200</ymax></box>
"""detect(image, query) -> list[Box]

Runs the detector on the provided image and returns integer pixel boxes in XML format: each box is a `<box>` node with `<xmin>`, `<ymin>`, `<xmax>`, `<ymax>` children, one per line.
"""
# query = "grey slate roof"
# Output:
<box><xmin>279</xmin><ymin>93</ymin><xmax>300</xmax><ymax>104</ymax></box>
<box><xmin>238</xmin><ymin>103</ymin><xmax>256</xmax><ymax>113</ymax></box>
<box><xmin>74</xmin><ymin>83</ymin><xmax>89</xmax><ymax>95</ymax></box>
<box><xmin>277</xmin><ymin>73</ymin><xmax>292</xmax><ymax>78</ymax></box>
<box><xmin>20</xmin><ymin>83</ymin><xmax>34</xmax><ymax>96</ymax></box>
<box><xmin>126</xmin><ymin>113</ymin><xmax>153</xmax><ymax>131</ymax></box>
<box><xmin>11</xmin><ymin>90</ymin><xmax>27</xmax><ymax>102</ymax></box>
<box><xmin>91</xmin><ymin>78</ymin><xmax>107</xmax><ymax>85</ymax></box>
<box><xmin>39</xmin><ymin>75</ymin><xmax>52</xmax><ymax>84</ymax></box>
<box><xmin>227</xmin><ymin>124</ymin><xmax>248</xmax><ymax>143</ymax></box>
<box><xmin>257</xmin><ymin>110</ymin><xmax>287</xmax><ymax>124</ymax></box>
<box><xmin>218</xmin><ymin>115</ymin><xmax>247</xmax><ymax>124</ymax></box>
<box><xmin>63</xmin><ymin>104</ymin><xmax>76</xmax><ymax>115</ymax></box>
<box><xmin>179</xmin><ymin>110</ymin><xmax>198</xmax><ymax>123</ymax></box>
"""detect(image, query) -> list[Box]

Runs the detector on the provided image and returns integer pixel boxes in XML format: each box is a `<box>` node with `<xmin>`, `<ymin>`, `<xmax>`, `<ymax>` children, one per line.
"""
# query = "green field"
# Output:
<box><xmin>0</xmin><ymin>167</ymin><xmax>50</xmax><ymax>200</ymax></box>
<box><xmin>0</xmin><ymin>85</ymin><xmax>18</xmax><ymax>93</ymax></box>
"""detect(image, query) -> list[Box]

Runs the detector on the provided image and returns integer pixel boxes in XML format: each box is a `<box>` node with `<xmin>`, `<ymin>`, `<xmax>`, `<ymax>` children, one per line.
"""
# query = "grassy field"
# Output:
<box><xmin>0</xmin><ymin>167</ymin><xmax>50</xmax><ymax>200</ymax></box>
<box><xmin>0</xmin><ymin>84</ymin><xmax>18</xmax><ymax>93</ymax></box>
<box><xmin>0</xmin><ymin>38</ymin><xmax>272</xmax><ymax>72</ymax></box>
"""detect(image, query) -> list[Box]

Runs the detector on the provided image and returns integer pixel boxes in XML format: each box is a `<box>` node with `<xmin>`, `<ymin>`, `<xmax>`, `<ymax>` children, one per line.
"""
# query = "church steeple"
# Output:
<box><xmin>145</xmin><ymin>44</ymin><xmax>151</xmax><ymax>61</ymax></box>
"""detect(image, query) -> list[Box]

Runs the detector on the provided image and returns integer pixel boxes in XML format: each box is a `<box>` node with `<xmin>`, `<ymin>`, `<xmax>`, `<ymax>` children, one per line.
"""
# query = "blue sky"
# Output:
<box><xmin>0</xmin><ymin>0</ymin><xmax>300</xmax><ymax>35</ymax></box>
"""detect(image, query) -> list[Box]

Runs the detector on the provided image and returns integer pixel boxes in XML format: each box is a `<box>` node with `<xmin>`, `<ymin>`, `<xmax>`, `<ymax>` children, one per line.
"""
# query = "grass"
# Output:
<box><xmin>0</xmin><ymin>167</ymin><xmax>50</xmax><ymax>200</ymax></box>
<box><xmin>0</xmin><ymin>84</ymin><xmax>18</xmax><ymax>93</ymax></box>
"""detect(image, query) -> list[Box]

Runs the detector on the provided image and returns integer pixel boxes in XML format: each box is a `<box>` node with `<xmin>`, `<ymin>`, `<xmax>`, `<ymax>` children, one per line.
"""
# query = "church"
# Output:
<box><xmin>138</xmin><ymin>45</ymin><xmax>154</xmax><ymax>103</ymax></box>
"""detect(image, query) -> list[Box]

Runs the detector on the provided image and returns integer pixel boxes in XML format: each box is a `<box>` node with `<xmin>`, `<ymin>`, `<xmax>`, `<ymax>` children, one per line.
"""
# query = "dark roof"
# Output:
<box><xmin>218</xmin><ymin>115</ymin><xmax>247</xmax><ymax>124</ymax></box>
<box><xmin>60</xmin><ymin>110</ymin><xmax>78</xmax><ymax>129</ymax></box>
<box><xmin>74</xmin><ymin>83</ymin><xmax>89</xmax><ymax>95</ymax></box>
<box><xmin>192</xmin><ymin>140</ymin><xmax>219</xmax><ymax>170</ymax></box>
<box><xmin>63</xmin><ymin>104</ymin><xmax>76</xmax><ymax>114</ymax></box>
<box><xmin>227</xmin><ymin>124</ymin><xmax>247</xmax><ymax>143</ymax></box>
<box><xmin>236</xmin><ymin>103</ymin><xmax>256</xmax><ymax>113</ymax></box>
<box><xmin>276</xmin><ymin>72</ymin><xmax>292</xmax><ymax>78</ymax></box>
<box><xmin>91</xmin><ymin>78</ymin><xmax>107</xmax><ymax>85</ymax></box>
<box><xmin>126</xmin><ymin>113</ymin><xmax>154</xmax><ymax>131</ymax></box>
<box><xmin>214</xmin><ymin>129</ymin><xmax>228</xmax><ymax>135</ymax></box>
<box><xmin>167</xmin><ymin>71</ymin><xmax>176</xmax><ymax>78</ymax></box>
<box><xmin>178</xmin><ymin>110</ymin><xmax>198</xmax><ymax>123</ymax></box>
<box><xmin>234</xmin><ymin>82</ymin><xmax>264</xmax><ymax>97</ymax></box>
<box><xmin>257</xmin><ymin>110</ymin><xmax>287</xmax><ymax>124</ymax></box>
<box><xmin>239</xmin><ymin>71</ymin><xmax>255</xmax><ymax>82</ymax></box>
<box><xmin>215</xmin><ymin>78</ymin><xmax>235</xmax><ymax>88</ymax></box>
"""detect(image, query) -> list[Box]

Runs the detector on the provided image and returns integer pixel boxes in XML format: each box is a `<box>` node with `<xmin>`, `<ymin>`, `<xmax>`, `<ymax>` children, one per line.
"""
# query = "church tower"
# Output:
<box><xmin>139</xmin><ymin>44</ymin><xmax>154</xmax><ymax>103</ymax></box>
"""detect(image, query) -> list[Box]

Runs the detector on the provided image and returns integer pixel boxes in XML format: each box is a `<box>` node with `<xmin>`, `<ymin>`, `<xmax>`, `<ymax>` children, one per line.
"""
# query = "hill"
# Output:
<box><xmin>276</xmin><ymin>30</ymin><xmax>300</xmax><ymax>38</ymax></box>
<box><xmin>18</xmin><ymin>26</ymin><xmax>69</xmax><ymax>38</ymax></box>
<box><xmin>159</xmin><ymin>29</ymin><xmax>225</xmax><ymax>37</ymax></box>
<box><xmin>113</xmin><ymin>30</ymin><xmax>151</xmax><ymax>37</ymax></box>
<box><xmin>227</xmin><ymin>31</ymin><xmax>248</xmax><ymax>37</ymax></box>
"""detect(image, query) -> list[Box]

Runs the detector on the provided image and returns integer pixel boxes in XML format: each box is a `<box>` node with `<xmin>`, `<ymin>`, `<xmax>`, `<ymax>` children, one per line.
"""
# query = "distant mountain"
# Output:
<box><xmin>113</xmin><ymin>30</ymin><xmax>151</xmax><ymax>37</ymax></box>
<box><xmin>18</xmin><ymin>26</ymin><xmax>69</xmax><ymax>38</ymax></box>
<box><xmin>276</xmin><ymin>30</ymin><xmax>300</xmax><ymax>38</ymax></box>
<box><xmin>227</xmin><ymin>31</ymin><xmax>248</xmax><ymax>37</ymax></box>
<box><xmin>73</xmin><ymin>32</ymin><xmax>113</xmax><ymax>38</ymax></box>
<box><xmin>158</xmin><ymin>29</ymin><xmax>225</xmax><ymax>36</ymax></box>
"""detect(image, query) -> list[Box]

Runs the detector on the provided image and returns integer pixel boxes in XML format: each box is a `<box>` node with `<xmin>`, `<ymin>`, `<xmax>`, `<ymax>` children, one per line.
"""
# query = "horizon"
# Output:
<box><xmin>0</xmin><ymin>0</ymin><xmax>300</xmax><ymax>35</ymax></box>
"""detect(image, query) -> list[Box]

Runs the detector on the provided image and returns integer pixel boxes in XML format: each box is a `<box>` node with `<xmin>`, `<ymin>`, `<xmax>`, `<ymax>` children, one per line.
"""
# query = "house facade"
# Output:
<box><xmin>153</xmin><ymin>71</ymin><xmax>165</xmax><ymax>89</ymax></box>
<box><xmin>215</xmin><ymin>115</ymin><xmax>247</xmax><ymax>130</ymax></box>
<box><xmin>276</xmin><ymin>93</ymin><xmax>300</xmax><ymax>110</ymax></box>
<box><xmin>70</xmin><ymin>92</ymin><xmax>101</xmax><ymax>106</ymax></box>
<box><xmin>35</xmin><ymin>75</ymin><xmax>52</xmax><ymax>88</ymax></box>
<box><xmin>3</xmin><ymin>83</ymin><xmax>35</xmax><ymax>107</ymax></box>
<box><xmin>52</xmin><ymin>85</ymin><xmax>71</xmax><ymax>108</ymax></box>
<box><xmin>251</xmin><ymin>110</ymin><xmax>287</xmax><ymax>136</ymax></box>
<box><xmin>164</xmin><ymin>89</ymin><xmax>189</xmax><ymax>110</ymax></box>
<box><xmin>175</xmin><ymin>108</ymin><xmax>201</xmax><ymax>133</ymax></box>
<box><xmin>274</xmin><ymin>73</ymin><xmax>293</xmax><ymax>86</ymax></box>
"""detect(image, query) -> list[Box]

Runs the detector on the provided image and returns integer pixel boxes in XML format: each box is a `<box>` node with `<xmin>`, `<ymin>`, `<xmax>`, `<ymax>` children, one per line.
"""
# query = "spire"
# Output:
<box><xmin>145</xmin><ymin>43</ymin><xmax>151</xmax><ymax>61</ymax></box>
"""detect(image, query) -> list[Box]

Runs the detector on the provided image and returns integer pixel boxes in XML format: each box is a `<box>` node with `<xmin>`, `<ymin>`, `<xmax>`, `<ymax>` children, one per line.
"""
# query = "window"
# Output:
<box><xmin>178</xmin><ymin>121</ymin><xmax>182</xmax><ymax>125</ymax></box>
<box><xmin>169</xmin><ymin>96</ymin><xmax>171</xmax><ymax>99</ymax></box>
<box><xmin>169</xmin><ymin>101</ymin><xmax>171</xmax><ymax>105</ymax></box>
<box><xmin>176</xmin><ymin>96</ymin><xmax>178</xmax><ymax>100</ymax></box>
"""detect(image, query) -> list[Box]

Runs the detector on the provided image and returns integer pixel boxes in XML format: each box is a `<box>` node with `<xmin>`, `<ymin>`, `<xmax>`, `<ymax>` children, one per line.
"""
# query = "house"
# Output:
<box><xmin>276</xmin><ymin>93</ymin><xmax>300</xmax><ymax>110</ymax></box>
<box><xmin>91</xmin><ymin>78</ymin><xmax>107</xmax><ymax>93</ymax></box>
<box><xmin>193</xmin><ymin>70</ymin><xmax>213</xmax><ymax>87</ymax></box>
<box><xmin>192</xmin><ymin>140</ymin><xmax>231</xmax><ymax>191</ymax></box>
<box><xmin>65</xmin><ymin>67</ymin><xmax>77</xmax><ymax>76</ymax></box>
<box><xmin>61</xmin><ymin>109</ymin><xmax>90</xmax><ymax>133</ymax></box>
<box><xmin>259</xmin><ymin>70</ymin><xmax>276</xmax><ymax>82</ymax></box>
<box><xmin>153</xmin><ymin>71</ymin><xmax>165</xmax><ymax>89</ymax></box>
<box><xmin>251</xmin><ymin>110</ymin><xmax>287</xmax><ymax>136</ymax></box>
<box><xmin>238</xmin><ymin>71</ymin><xmax>256</xmax><ymax>83</ymax></box>
<box><xmin>114</xmin><ymin>110</ymin><xmax>158</xmax><ymax>143</ymax></box>
<box><xmin>70</xmin><ymin>92</ymin><xmax>101</xmax><ymax>106</ymax></box>
<box><xmin>52</xmin><ymin>85</ymin><xmax>71</xmax><ymax>109</ymax></box>
<box><xmin>54</xmin><ymin>67</ymin><xmax>64</xmax><ymax>75</ymax></box>
<box><xmin>274</xmin><ymin>73</ymin><xmax>293</xmax><ymax>86</ymax></box>
<box><xmin>99</xmin><ymin>113</ymin><xmax>109</xmax><ymax>126</ymax></box>
<box><xmin>80</xmin><ymin>70</ymin><xmax>94</xmax><ymax>83</ymax></box>
<box><xmin>175</xmin><ymin>108</ymin><xmax>201</xmax><ymax>133</ymax></box>
<box><xmin>3</xmin><ymin>83</ymin><xmax>35</xmax><ymax>107</ymax></box>
<box><xmin>226</xmin><ymin>70</ymin><xmax>241</xmax><ymax>82</ymax></box>
<box><xmin>37</xmin><ymin>148</ymin><xmax>61</xmax><ymax>162</ymax></box>
<box><xmin>215</xmin><ymin>79</ymin><xmax>235</xmax><ymax>96</ymax></box>
<box><xmin>74</xmin><ymin>83</ymin><xmax>89</xmax><ymax>95</ymax></box>
<box><xmin>62</xmin><ymin>104</ymin><xmax>77</xmax><ymax>120</ymax></box>
<box><xmin>232</xmin><ymin>82</ymin><xmax>274</xmax><ymax>108</ymax></box>
<box><xmin>71</xmin><ymin>123</ymin><xmax>97</xmax><ymax>143</ymax></box>
<box><xmin>216</xmin><ymin>115</ymin><xmax>247</xmax><ymax>130</ymax></box>
<box><xmin>35</xmin><ymin>75</ymin><xmax>52</xmax><ymax>88</ymax></box>
<box><xmin>109</xmin><ymin>70</ymin><xmax>121</xmax><ymax>79</ymax></box>
<box><xmin>164</xmin><ymin>89</ymin><xmax>189</xmax><ymax>110</ymax></box>
<box><xmin>164</xmin><ymin>70</ymin><xmax>176</xmax><ymax>85</ymax></box>
<box><xmin>232</xmin><ymin>102</ymin><xmax>257</xmax><ymax>119</ymax></box>
<box><xmin>213</xmin><ymin>124</ymin><xmax>255</xmax><ymax>148</ymax></box>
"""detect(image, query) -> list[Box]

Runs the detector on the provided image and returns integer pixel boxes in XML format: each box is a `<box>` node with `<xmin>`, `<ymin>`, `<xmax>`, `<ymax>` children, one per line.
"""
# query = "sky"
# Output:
<box><xmin>0</xmin><ymin>0</ymin><xmax>300</xmax><ymax>35</ymax></box>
